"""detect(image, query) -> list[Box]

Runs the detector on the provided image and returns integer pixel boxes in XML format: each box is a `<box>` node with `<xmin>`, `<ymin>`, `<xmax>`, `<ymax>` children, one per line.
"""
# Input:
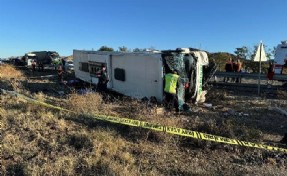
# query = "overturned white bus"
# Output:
<box><xmin>73</xmin><ymin>48</ymin><xmax>216</xmax><ymax>104</ymax></box>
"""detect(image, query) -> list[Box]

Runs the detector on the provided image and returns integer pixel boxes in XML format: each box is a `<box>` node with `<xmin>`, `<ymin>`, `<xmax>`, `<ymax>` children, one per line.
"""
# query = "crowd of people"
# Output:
<box><xmin>31</xmin><ymin>60</ymin><xmax>45</xmax><ymax>73</ymax></box>
<box><xmin>30</xmin><ymin>58</ymin><xmax>67</xmax><ymax>83</ymax></box>
<box><xmin>223</xmin><ymin>57</ymin><xmax>242</xmax><ymax>83</ymax></box>
<box><xmin>223</xmin><ymin>57</ymin><xmax>287</xmax><ymax>85</ymax></box>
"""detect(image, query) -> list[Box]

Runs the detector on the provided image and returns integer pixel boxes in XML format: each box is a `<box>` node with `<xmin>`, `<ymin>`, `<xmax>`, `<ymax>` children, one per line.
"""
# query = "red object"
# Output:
<box><xmin>267</xmin><ymin>72</ymin><xmax>274</xmax><ymax>80</ymax></box>
<box><xmin>32</xmin><ymin>62</ymin><xmax>36</xmax><ymax>71</ymax></box>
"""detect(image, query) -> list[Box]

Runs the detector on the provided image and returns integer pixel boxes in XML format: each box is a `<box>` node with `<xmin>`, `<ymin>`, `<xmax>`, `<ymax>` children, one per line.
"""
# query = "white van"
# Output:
<box><xmin>274</xmin><ymin>41</ymin><xmax>287</xmax><ymax>74</ymax></box>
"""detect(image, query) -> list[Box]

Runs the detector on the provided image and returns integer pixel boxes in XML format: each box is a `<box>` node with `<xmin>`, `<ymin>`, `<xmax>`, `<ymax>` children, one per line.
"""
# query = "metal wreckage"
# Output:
<box><xmin>161</xmin><ymin>48</ymin><xmax>217</xmax><ymax>111</ymax></box>
<box><xmin>73</xmin><ymin>48</ymin><xmax>217</xmax><ymax>111</ymax></box>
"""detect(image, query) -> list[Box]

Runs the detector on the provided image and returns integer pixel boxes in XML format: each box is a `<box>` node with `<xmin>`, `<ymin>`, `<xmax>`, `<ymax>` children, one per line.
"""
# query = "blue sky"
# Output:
<box><xmin>0</xmin><ymin>0</ymin><xmax>286</xmax><ymax>58</ymax></box>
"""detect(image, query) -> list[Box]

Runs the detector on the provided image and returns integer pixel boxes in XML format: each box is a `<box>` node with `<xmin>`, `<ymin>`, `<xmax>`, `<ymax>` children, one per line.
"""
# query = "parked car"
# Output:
<box><xmin>12</xmin><ymin>58</ymin><xmax>26</xmax><ymax>66</ymax></box>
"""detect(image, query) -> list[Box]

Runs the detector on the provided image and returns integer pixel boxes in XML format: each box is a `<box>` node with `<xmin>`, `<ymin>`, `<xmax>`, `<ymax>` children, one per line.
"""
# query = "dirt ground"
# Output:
<box><xmin>2</xmin><ymin>65</ymin><xmax>287</xmax><ymax>175</ymax></box>
<box><xmin>19</xmin><ymin>68</ymin><xmax>287</xmax><ymax>145</ymax></box>
<box><xmin>5</xmin><ymin>66</ymin><xmax>287</xmax><ymax>136</ymax></box>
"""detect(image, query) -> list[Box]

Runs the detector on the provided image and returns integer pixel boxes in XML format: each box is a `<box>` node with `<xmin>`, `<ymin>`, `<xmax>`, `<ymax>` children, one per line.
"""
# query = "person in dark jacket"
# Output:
<box><xmin>61</xmin><ymin>58</ymin><xmax>66</xmax><ymax>72</ymax></box>
<box><xmin>57</xmin><ymin>65</ymin><xmax>63</xmax><ymax>83</ymax></box>
<box><xmin>38</xmin><ymin>61</ymin><xmax>44</xmax><ymax>72</ymax></box>
<box><xmin>96</xmin><ymin>64</ymin><xmax>109</xmax><ymax>93</ymax></box>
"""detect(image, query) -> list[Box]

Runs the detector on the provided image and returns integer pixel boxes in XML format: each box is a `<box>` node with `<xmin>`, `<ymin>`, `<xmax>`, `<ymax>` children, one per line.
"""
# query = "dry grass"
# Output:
<box><xmin>1</xmin><ymin>70</ymin><xmax>287</xmax><ymax>175</ymax></box>
<box><xmin>67</xmin><ymin>92</ymin><xmax>103</xmax><ymax>114</ymax></box>
<box><xmin>0</xmin><ymin>64</ymin><xmax>24</xmax><ymax>80</ymax></box>
<box><xmin>0</xmin><ymin>64</ymin><xmax>27</xmax><ymax>93</ymax></box>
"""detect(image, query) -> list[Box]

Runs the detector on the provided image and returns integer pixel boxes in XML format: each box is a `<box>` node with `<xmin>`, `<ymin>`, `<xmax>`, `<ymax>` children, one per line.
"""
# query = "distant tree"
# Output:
<box><xmin>147</xmin><ymin>46</ymin><xmax>156</xmax><ymax>51</ymax></box>
<box><xmin>208</xmin><ymin>52</ymin><xmax>236</xmax><ymax>71</ymax></box>
<box><xmin>119</xmin><ymin>46</ymin><xmax>128</xmax><ymax>52</ymax></box>
<box><xmin>133</xmin><ymin>48</ymin><xmax>144</xmax><ymax>52</ymax></box>
<box><xmin>243</xmin><ymin>60</ymin><xmax>269</xmax><ymax>73</ymax></box>
<box><xmin>272</xmin><ymin>46</ymin><xmax>276</xmax><ymax>56</ymax></box>
<box><xmin>234</xmin><ymin>46</ymin><xmax>249</xmax><ymax>59</ymax></box>
<box><xmin>249</xmin><ymin>45</ymin><xmax>258</xmax><ymax>61</ymax></box>
<box><xmin>243</xmin><ymin>44</ymin><xmax>273</xmax><ymax>73</ymax></box>
<box><xmin>98</xmin><ymin>46</ymin><xmax>114</xmax><ymax>51</ymax></box>
<box><xmin>266</xmin><ymin>49</ymin><xmax>272</xmax><ymax>60</ymax></box>
<box><xmin>268</xmin><ymin>46</ymin><xmax>276</xmax><ymax>60</ymax></box>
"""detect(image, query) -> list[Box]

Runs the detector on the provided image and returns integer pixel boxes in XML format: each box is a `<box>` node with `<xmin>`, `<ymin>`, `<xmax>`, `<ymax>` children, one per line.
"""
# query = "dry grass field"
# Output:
<box><xmin>1</xmin><ymin>64</ymin><xmax>287</xmax><ymax>175</ymax></box>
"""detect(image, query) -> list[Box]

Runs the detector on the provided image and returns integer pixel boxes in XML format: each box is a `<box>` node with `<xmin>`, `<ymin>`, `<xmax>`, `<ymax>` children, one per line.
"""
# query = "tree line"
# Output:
<box><xmin>97</xmin><ymin>46</ymin><xmax>156</xmax><ymax>52</ymax></box>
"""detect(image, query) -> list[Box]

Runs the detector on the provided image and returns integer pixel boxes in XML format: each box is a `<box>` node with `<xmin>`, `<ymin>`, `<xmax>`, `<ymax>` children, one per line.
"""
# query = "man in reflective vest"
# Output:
<box><xmin>164</xmin><ymin>71</ymin><xmax>179</xmax><ymax>112</ymax></box>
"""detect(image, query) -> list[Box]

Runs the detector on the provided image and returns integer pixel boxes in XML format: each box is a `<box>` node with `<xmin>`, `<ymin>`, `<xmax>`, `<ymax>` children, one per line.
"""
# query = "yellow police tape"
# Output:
<box><xmin>3</xmin><ymin>89</ymin><xmax>287</xmax><ymax>153</ymax></box>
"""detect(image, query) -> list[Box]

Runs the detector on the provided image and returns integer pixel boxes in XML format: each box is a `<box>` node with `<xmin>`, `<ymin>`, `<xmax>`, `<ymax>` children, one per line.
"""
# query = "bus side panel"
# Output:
<box><xmin>111</xmin><ymin>54</ymin><xmax>163</xmax><ymax>101</ymax></box>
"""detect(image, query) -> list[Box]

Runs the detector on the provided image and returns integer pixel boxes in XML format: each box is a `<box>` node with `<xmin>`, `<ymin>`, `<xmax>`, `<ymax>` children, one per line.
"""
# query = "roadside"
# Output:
<box><xmin>1</xmin><ymin>64</ymin><xmax>287</xmax><ymax>175</ymax></box>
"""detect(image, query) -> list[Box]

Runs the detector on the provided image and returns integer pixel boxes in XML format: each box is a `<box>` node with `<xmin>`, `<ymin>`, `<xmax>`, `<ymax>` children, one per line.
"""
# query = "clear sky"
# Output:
<box><xmin>0</xmin><ymin>0</ymin><xmax>286</xmax><ymax>58</ymax></box>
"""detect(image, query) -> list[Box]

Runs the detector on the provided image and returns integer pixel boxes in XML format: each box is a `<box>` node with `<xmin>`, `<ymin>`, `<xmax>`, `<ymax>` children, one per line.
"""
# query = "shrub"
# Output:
<box><xmin>6</xmin><ymin>163</ymin><xmax>27</xmax><ymax>176</ymax></box>
<box><xmin>68</xmin><ymin>134</ymin><xmax>93</xmax><ymax>150</ymax></box>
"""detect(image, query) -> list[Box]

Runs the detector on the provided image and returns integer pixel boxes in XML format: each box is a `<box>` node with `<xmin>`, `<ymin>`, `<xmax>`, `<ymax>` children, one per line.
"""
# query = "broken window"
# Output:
<box><xmin>80</xmin><ymin>62</ymin><xmax>89</xmax><ymax>72</ymax></box>
<box><xmin>89</xmin><ymin>62</ymin><xmax>103</xmax><ymax>75</ymax></box>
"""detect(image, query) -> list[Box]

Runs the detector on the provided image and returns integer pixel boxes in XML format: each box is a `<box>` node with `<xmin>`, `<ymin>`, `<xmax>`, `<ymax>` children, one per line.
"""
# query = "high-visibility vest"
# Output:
<box><xmin>164</xmin><ymin>73</ymin><xmax>179</xmax><ymax>94</ymax></box>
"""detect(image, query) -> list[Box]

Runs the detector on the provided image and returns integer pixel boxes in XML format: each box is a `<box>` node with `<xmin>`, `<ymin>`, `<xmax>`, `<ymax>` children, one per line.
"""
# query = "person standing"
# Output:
<box><xmin>31</xmin><ymin>60</ymin><xmax>36</xmax><ymax>73</ymax></box>
<box><xmin>57</xmin><ymin>65</ymin><xmax>63</xmax><ymax>83</ymax></box>
<box><xmin>38</xmin><ymin>61</ymin><xmax>44</xmax><ymax>72</ymax></box>
<box><xmin>223</xmin><ymin>58</ymin><xmax>233</xmax><ymax>82</ymax></box>
<box><xmin>96</xmin><ymin>64</ymin><xmax>109</xmax><ymax>93</ymax></box>
<box><xmin>235</xmin><ymin>58</ymin><xmax>242</xmax><ymax>83</ymax></box>
<box><xmin>61</xmin><ymin>58</ymin><xmax>66</xmax><ymax>72</ymax></box>
<box><xmin>164</xmin><ymin>71</ymin><xmax>180</xmax><ymax>112</ymax></box>
<box><xmin>267</xmin><ymin>61</ymin><xmax>275</xmax><ymax>85</ymax></box>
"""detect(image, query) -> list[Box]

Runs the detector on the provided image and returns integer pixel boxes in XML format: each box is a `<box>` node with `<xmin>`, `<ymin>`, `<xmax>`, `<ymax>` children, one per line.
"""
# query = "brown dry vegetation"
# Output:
<box><xmin>1</xmin><ymin>64</ymin><xmax>287</xmax><ymax>175</ymax></box>
<box><xmin>0</xmin><ymin>64</ymin><xmax>24</xmax><ymax>80</ymax></box>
